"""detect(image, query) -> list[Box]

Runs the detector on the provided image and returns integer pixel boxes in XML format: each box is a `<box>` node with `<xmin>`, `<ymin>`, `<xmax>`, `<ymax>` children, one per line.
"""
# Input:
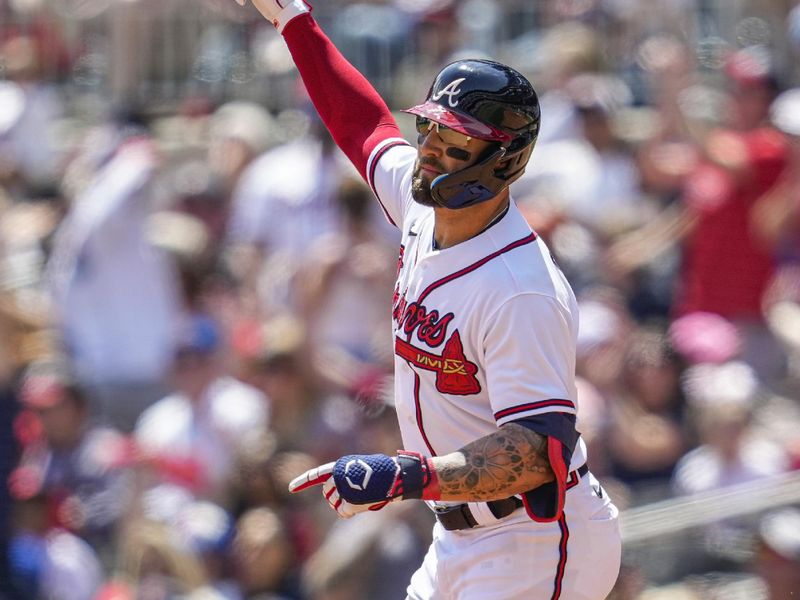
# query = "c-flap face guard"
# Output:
<box><xmin>430</xmin><ymin>145</ymin><xmax>509</xmax><ymax>209</ymax></box>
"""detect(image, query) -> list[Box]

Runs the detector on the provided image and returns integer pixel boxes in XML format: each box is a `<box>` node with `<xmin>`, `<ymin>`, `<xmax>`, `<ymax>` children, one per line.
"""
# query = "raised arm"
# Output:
<box><xmin>245</xmin><ymin>0</ymin><xmax>402</xmax><ymax>179</ymax></box>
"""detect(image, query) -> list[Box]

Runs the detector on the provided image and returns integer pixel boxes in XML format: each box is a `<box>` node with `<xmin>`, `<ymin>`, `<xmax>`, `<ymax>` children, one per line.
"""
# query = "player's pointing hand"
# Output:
<box><xmin>288</xmin><ymin>452</ymin><xmax>440</xmax><ymax>518</ymax></box>
<box><xmin>287</xmin><ymin>461</ymin><xmax>335</xmax><ymax>493</ymax></box>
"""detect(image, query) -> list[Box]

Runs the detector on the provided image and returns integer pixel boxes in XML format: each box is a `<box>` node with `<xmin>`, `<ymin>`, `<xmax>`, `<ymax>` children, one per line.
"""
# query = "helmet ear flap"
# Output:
<box><xmin>494</xmin><ymin>143</ymin><xmax>534</xmax><ymax>185</ymax></box>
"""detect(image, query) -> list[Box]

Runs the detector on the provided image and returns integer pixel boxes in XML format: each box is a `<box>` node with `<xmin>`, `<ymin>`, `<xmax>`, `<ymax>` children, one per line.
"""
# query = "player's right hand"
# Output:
<box><xmin>321</xmin><ymin>477</ymin><xmax>398</xmax><ymax>519</ymax></box>
<box><xmin>233</xmin><ymin>0</ymin><xmax>311</xmax><ymax>33</ymax></box>
<box><xmin>287</xmin><ymin>460</ymin><xmax>397</xmax><ymax>519</ymax></box>
<box><xmin>288</xmin><ymin>452</ymin><xmax>440</xmax><ymax>519</ymax></box>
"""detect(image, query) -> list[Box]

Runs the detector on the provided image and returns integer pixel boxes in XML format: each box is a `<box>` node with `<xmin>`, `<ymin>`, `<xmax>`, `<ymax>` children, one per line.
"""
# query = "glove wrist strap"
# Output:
<box><xmin>397</xmin><ymin>451</ymin><xmax>440</xmax><ymax>501</ymax></box>
<box><xmin>274</xmin><ymin>0</ymin><xmax>311</xmax><ymax>34</ymax></box>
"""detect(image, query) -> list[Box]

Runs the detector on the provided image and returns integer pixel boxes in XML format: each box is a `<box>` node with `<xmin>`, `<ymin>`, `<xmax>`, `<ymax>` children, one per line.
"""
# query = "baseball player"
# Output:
<box><xmin>235</xmin><ymin>1</ymin><xmax>622</xmax><ymax>598</ymax></box>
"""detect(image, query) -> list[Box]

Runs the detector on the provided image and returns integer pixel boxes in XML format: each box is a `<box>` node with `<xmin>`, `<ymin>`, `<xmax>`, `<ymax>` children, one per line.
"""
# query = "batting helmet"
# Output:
<box><xmin>403</xmin><ymin>59</ymin><xmax>541</xmax><ymax>209</ymax></box>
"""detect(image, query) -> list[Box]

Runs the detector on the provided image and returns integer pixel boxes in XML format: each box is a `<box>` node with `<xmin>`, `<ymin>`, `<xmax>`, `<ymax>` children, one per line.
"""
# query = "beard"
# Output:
<box><xmin>411</xmin><ymin>160</ymin><xmax>442</xmax><ymax>207</ymax></box>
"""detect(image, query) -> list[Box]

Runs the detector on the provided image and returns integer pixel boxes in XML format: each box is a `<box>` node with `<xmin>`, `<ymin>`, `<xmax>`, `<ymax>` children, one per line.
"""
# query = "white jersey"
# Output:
<box><xmin>368</xmin><ymin>138</ymin><xmax>588</xmax><ymax>469</ymax></box>
<box><xmin>366</xmin><ymin>138</ymin><xmax>621</xmax><ymax>600</ymax></box>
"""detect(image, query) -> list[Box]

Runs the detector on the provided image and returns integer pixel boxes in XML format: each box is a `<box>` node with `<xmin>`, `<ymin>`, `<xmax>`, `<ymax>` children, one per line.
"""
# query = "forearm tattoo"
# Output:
<box><xmin>433</xmin><ymin>423</ymin><xmax>554</xmax><ymax>502</ymax></box>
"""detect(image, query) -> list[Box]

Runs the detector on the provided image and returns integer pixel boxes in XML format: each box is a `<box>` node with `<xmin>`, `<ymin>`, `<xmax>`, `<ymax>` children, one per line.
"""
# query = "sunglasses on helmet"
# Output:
<box><xmin>415</xmin><ymin>116</ymin><xmax>473</xmax><ymax>148</ymax></box>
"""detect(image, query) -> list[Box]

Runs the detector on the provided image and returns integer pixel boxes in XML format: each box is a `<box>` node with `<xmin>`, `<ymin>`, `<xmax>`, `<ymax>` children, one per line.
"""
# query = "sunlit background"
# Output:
<box><xmin>1</xmin><ymin>0</ymin><xmax>800</xmax><ymax>598</ymax></box>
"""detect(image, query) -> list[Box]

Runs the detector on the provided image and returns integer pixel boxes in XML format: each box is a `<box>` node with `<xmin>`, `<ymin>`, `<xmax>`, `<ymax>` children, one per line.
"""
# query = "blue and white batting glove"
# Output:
<box><xmin>288</xmin><ymin>452</ymin><xmax>440</xmax><ymax>519</ymax></box>
<box><xmin>234</xmin><ymin>0</ymin><xmax>311</xmax><ymax>34</ymax></box>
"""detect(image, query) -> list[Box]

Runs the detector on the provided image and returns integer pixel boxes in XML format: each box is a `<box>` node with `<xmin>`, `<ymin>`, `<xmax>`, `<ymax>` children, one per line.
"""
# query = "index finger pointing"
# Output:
<box><xmin>288</xmin><ymin>462</ymin><xmax>335</xmax><ymax>493</ymax></box>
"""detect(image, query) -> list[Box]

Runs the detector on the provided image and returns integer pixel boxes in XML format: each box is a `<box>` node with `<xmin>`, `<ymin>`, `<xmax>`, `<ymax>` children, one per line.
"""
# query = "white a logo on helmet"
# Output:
<box><xmin>432</xmin><ymin>78</ymin><xmax>466</xmax><ymax>107</ymax></box>
<box><xmin>344</xmin><ymin>459</ymin><xmax>373</xmax><ymax>491</ymax></box>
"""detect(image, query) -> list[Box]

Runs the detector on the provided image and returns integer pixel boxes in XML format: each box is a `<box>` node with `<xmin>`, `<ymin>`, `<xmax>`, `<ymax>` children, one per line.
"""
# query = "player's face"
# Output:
<box><xmin>411</xmin><ymin>117</ymin><xmax>493</xmax><ymax>207</ymax></box>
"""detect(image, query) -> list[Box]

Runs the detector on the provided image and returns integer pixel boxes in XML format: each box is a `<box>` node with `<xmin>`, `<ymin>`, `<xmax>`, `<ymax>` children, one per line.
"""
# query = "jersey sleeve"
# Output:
<box><xmin>513</xmin><ymin>414</ymin><xmax>578</xmax><ymax>522</ymax></box>
<box><xmin>483</xmin><ymin>293</ymin><xmax>579</xmax><ymax>522</ymax></box>
<box><xmin>282</xmin><ymin>15</ymin><xmax>412</xmax><ymax>187</ymax></box>
<box><xmin>483</xmin><ymin>293</ymin><xmax>578</xmax><ymax>424</ymax></box>
<box><xmin>366</xmin><ymin>141</ymin><xmax>417</xmax><ymax>228</ymax></box>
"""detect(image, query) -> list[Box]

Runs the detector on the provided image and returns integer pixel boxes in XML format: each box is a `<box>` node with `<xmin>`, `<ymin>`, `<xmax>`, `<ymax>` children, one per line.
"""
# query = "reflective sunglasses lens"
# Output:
<box><xmin>415</xmin><ymin>116</ymin><xmax>472</xmax><ymax>147</ymax></box>
<box><xmin>438</xmin><ymin>127</ymin><xmax>472</xmax><ymax>147</ymax></box>
<box><xmin>416</xmin><ymin>116</ymin><xmax>432</xmax><ymax>135</ymax></box>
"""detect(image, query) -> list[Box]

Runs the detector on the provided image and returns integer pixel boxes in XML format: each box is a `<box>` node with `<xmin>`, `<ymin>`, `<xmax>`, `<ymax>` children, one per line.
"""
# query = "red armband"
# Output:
<box><xmin>396</xmin><ymin>450</ymin><xmax>440</xmax><ymax>501</ymax></box>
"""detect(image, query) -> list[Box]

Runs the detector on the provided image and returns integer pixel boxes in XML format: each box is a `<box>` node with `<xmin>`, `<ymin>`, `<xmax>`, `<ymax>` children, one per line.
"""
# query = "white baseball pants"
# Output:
<box><xmin>406</xmin><ymin>473</ymin><xmax>622</xmax><ymax>600</ymax></box>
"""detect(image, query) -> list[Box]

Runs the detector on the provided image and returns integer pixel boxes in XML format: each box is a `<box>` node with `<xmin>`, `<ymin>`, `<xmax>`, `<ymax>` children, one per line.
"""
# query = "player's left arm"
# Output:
<box><xmin>288</xmin><ymin>293</ymin><xmax>578</xmax><ymax>519</ymax></box>
<box><xmin>286</xmin><ymin>424</ymin><xmax>555</xmax><ymax>518</ymax></box>
<box><xmin>431</xmin><ymin>422</ymin><xmax>553</xmax><ymax>502</ymax></box>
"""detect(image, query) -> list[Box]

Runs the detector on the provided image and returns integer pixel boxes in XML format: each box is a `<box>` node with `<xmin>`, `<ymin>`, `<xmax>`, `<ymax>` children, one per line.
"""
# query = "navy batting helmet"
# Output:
<box><xmin>403</xmin><ymin>59</ymin><xmax>541</xmax><ymax>209</ymax></box>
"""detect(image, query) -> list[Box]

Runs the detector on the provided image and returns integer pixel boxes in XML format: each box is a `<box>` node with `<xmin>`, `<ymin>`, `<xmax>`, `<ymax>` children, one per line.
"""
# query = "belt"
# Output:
<box><xmin>435</xmin><ymin>464</ymin><xmax>589</xmax><ymax>531</ymax></box>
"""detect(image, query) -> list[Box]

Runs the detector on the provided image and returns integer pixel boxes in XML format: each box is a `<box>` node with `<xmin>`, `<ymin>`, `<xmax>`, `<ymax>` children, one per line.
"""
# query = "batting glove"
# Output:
<box><xmin>234</xmin><ymin>0</ymin><xmax>311</xmax><ymax>34</ymax></box>
<box><xmin>288</xmin><ymin>452</ymin><xmax>440</xmax><ymax>519</ymax></box>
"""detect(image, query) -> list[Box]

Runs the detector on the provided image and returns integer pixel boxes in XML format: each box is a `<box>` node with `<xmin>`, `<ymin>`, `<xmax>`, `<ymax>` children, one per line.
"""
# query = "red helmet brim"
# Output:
<box><xmin>402</xmin><ymin>101</ymin><xmax>513</xmax><ymax>143</ymax></box>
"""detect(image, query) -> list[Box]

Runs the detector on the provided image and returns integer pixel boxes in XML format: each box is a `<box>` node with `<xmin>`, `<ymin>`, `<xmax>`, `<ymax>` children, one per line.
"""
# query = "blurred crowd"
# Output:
<box><xmin>2</xmin><ymin>0</ymin><xmax>800</xmax><ymax>598</ymax></box>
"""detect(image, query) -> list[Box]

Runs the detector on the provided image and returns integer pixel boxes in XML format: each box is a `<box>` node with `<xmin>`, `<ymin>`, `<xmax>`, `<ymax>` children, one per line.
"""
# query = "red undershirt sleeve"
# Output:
<box><xmin>282</xmin><ymin>14</ymin><xmax>403</xmax><ymax>180</ymax></box>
